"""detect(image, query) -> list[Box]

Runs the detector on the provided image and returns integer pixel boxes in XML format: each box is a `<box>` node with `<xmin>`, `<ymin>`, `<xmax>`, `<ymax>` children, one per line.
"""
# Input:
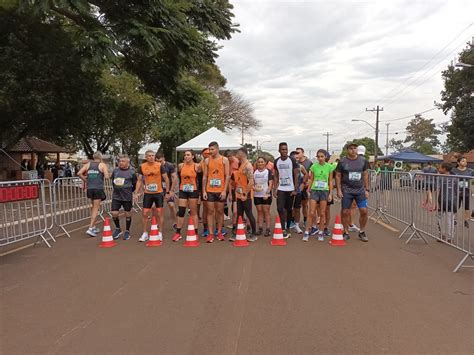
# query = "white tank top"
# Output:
<box><xmin>253</xmin><ymin>169</ymin><xmax>270</xmax><ymax>197</ymax></box>
<box><xmin>275</xmin><ymin>157</ymin><xmax>295</xmax><ymax>192</ymax></box>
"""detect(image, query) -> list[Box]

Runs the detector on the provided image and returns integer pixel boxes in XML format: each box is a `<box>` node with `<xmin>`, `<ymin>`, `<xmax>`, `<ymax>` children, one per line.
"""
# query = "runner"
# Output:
<box><xmin>436</xmin><ymin>162</ymin><xmax>458</xmax><ymax>242</ymax></box>
<box><xmin>110</xmin><ymin>154</ymin><xmax>137</xmax><ymax>241</ymax></box>
<box><xmin>303</xmin><ymin>149</ymin><xmax>334</xmax><ymax>242</ymax></box>
<box><xmin>452</xmin><ymin>156</ymin><xmax>473</xmax><ymax>228</ymax></box>
<box><xmin>77</xmin><ymin>151</ymin><xmax>109</xmax><ymax>237</ymax></box>
<box><xmin>197</xmin><ymin>148</ymin><xmax>210</xmax><ymax>236</ymax></box>
<box><xmin>231</xmin><ymin>147</ymin><xmax>257</xmax><ymax>242</ymax></box>
<box><xmin>228</xmin><ymin>160</ymin><xmax>239</xmax><ymax>238</ymax></box>
<box><xmin>421</xmin><ymin>161</ymin><xmax>438</xmax><ymax>210</ymax></box>
<box><xmin>336</xmin><ymin>142</ymin><xmax>370</xmax><ymax>242</ymax></box>
<box><xmin>290</xmin><ymin>150</ymin><xmax>308</xmax><ymax>234</ymax></box>
<box><xmin>379</xmin><ymin>159</ymin><xmax>394</xmax><ymax>212</ymax></box>
<box><xmin>253</xmin><ymin>156</ymin><xmax>274</xmax><ymax>237</ymax></box>
<box><xmin>296</xmin><ymin>147</ymin><xmax>312</xmax><ymax>228</ymax></box>
<box><xmin>134</xmin><ymin>150</ymin><xmax>170</xmax><ymax>242</ymax></box>
<box><xmin>273</xmin><ymin>142</ymin><xmax>299</xmax><ymax>238</ymax></box>
<box><xmin>156</xmin><ymin>152</ymin><xmax>178</xmax><ymax>230</ymax></box>
<box><xmin>202</xmin><ymin>141</ymin><xmax>230</xmax><ymax>243</ymax></box>
<box><xmin>323</xmin><ymin>152</ymin><xmax>338</xmax><ymax>236</ymax></box>
<box><xmin>172</xmin><ymin>150</ymin><xmax>201</xmax><ymax>241</ymax></box>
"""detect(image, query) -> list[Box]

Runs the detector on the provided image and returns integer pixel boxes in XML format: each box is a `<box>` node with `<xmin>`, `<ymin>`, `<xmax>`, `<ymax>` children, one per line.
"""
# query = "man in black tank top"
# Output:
<box><xmin>78</xmin><ymin>151</ymin><xmax>109</xmax><ymax>237</ymax></box>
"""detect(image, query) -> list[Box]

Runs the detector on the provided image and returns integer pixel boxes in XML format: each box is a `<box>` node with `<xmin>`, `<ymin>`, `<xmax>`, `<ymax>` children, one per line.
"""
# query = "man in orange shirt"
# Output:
<box><xmin>134</xmin><ymin>150</ymin><xmax>170</xmax><ymax>242</ymax></box>
<box><xmin>202</xmin><ymin>141</ymin><xmax>230</xmax><ymax>243</ymax></box>
<box><xmin>198</xmin><ymin>148</ymin><xmax>210</xmax><ymax>236</ymax></box>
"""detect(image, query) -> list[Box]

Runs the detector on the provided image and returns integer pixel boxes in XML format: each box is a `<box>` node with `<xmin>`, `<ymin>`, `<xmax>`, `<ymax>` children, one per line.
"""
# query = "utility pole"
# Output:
<box><xmin>385</xmin><ymin>123</ymin><xmax>390</xmax><ymax>156</ymax></box>
<box><xmin>322</xmin><ymin>132</ymin><xmax>333</xmax><ymax>152</ymax></box>
<box><xmin>366</xmin><ymin>105</ymin><xmax>383</xmax><ymax>162</ymax></box>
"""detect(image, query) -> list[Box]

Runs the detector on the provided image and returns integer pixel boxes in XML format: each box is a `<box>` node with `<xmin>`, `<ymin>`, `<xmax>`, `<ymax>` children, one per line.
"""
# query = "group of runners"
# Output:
<box><xmin>78</xmin><ymin>140</ymin><xmax>374</xmax><ymax>243</ymax></box>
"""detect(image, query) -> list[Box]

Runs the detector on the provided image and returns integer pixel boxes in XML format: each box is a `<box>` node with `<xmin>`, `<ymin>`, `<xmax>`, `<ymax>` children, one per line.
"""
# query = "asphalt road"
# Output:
<box><xmin>1</xmin><ymin>206</ymin><xmax>473</xmax><ymax>355</ymax></box>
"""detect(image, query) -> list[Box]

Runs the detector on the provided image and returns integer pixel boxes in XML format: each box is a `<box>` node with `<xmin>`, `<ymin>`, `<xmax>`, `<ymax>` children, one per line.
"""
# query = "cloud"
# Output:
<box><xmin>216</xmin><ymin>0</ymin><xmax>474</xmax><ymax>156</ymax></box>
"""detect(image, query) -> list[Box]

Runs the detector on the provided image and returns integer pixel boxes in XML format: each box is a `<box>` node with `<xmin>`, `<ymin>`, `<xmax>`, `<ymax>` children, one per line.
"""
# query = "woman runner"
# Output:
<box><xmin>172</xmin><ymin>150</ymin><xmax>201</xmax><ymax>241</ymax></box>
<box><xmin>253</xmin><ymin>156</ymin><xmax>274</xmax><ymax>236</ymax></box>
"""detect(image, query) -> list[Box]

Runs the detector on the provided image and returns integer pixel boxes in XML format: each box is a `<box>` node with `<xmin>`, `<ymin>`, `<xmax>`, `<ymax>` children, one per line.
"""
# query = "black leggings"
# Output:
<box><xmin>237</xmin><ymin>199</ymin><xmax>256</xmax><ymax>234</ymax></box>
<box><xmin>277</xmin><ymin>190</ymin><xmax>294</xmax><ymax>230</ymax></box>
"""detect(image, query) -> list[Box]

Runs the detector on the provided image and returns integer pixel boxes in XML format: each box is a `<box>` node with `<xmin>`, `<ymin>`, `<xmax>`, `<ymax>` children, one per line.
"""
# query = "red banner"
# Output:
<box><xmin>0</xmin><ymin>185</ymin><xmax>39</xmax><ymax>203</ymax></box>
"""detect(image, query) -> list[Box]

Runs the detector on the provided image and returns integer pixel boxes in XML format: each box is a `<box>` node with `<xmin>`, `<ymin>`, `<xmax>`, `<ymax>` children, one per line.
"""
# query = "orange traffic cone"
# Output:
<box><xmin>99</xmin><ymin>218</ymin><xmax>117</xmax><ymax>248</ymax></box>
<box><xmin>329</xmin><ymin>215</ymin><xmax>346</xmax><ymax>246</ymax></box>
<box><xmin>146</xmin><ymin>216</ymin><xmax>162</xmax><ymax>247</ymax></box>
<box><xmin>271</xmin><ymin>215</ymin><xmax>287</xmax><ymax>246</ymax></box>
<box><xmin>183</xmin><ymin>217</ymin><xmax>199</xmax><ymax>247</ymax></box>
<box><xmin>233</xmin><ymin>216</ymin><xmax>249</xmax><ymax>247</ymax></box>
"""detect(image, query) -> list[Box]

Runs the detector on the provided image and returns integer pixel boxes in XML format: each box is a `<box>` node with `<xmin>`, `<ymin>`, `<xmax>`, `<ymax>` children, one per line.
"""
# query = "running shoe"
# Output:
<box><xmin>201</xmin><ymin>229</ymin><xmax>209</xmax><ymax>238</ymax></box>
<box><xmin>86</xmin><ymin>227</ymin><xmax>97</xmax><ymax>237</ymax></box>
<box><xmin>348</xmin><ymin>224</ymin><xmax>360</xmax><ymax>232</ymax></box>
<box><xmin>224</xmin><ymin>214</ymin><xmax>231</xmax><ymax>221</ymax></box>
<box><xmin>217</xmin><ymin>233</ymin><xmax>225</xmax><ymax>241</ymax></box>
<box><xmin>343</xmin><ymin>233</ymin><xmax>350</xmax><ymax>241</ymax></box>
<box><xmin>92</xmin><ymin>226</ymin><xmax>100</xmax><ymax>234</ymax></box>
<box><xmin>215</xmin><ymin>228</ymin><xmax>228</xmax><ymax>236</ymax></box>
<box><xmin>293</xmin><ymin>223</ymin><xmax>303</xmax><ymax>234</ymax></box>
<box><xmin>323</xmin><ymin>228</ymin><xmax>331</xmax><ymax>237</ymax></box>
<box><xmin>358</xmin><ymin>231</ymin><xmax>368</xmax><ymax>242</ymax></box>
<box><xmin>289</xmin><ymin>221</ymin><xmax>296</xmax><ymax>229</ymax></box>
<box><xmin>256</xmin><ymin>228</ymin><xmax>263</xmax><ymax>236</ymax></box>
<box><xmin>112</xmin><ymin>228</ymin><xmax>122</xmax><ymax>240</ymax></box>
<box><xmin>229</xmin><ymin>234</ymin><xmax>236</xmax><ymax>242</ymax></box>
<box><xmin>206</xmin><ymin>235</ymin><xmax>214</xmax><ymax>243</ymax></box>
<box><xmin>123</xmin><ymin>231</ymin><xmax>131</xmax><ymax>240</ymax></box>
<box><xmin>302</xmin><ymin>232</ymin><xmax>309</xmax><ymax>242</ymax></box>
<box><xmin>309</xmin><ymin>227</ymin><xmax>319</xmax><ymax>236</ymax></box>
<box><xmin>317</xmin><ymin>232</ymin><xmax>325</xmax><ymax>242</ymax></box>
<box><xmin>283</xmin><ymin>230</ymin><xmax>291</xmax><ymax>239</ymax></box>
<box><xmin>264</xmin><ymin>229</ymin><xmax>271</xmax><ymax>237</ymax></box>
<box><xmin>172</xmin><ymin>233</ymin><xmax>182</xmax><ymax>242</ymax></box>
<box><xmin>247</xmin><ymin>235</ymin><xmax>258</xmax><ymax>242</ymax></box>
<box><xmin>139</xmin><ymin>232</ymin><xmax>149</xmax><ymax>242</ymax></box>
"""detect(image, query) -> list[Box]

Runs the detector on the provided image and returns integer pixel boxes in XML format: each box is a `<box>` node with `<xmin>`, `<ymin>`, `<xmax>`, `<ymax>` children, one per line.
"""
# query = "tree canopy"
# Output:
<box><xmin>404</xmin><ymin>115</ymin><xmax>441</xmax><ymax>155</ymax></box>
<box><xmin>440</xmin><ymin>41</ymin><xmax>474</xmax><ymax>152</ymax></box>
<box><xmin>341</xmin><ymin>137</ymin><xmax>383</xmax><ymax>159</ymax></box>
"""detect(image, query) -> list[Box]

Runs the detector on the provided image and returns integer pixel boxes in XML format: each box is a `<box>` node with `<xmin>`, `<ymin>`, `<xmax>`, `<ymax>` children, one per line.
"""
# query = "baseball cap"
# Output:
<box><xmin>345</xmin><ymin>142</ymin><xmax>358</xmax><ymax>149</ymax></box>
<box><xmin>357</xmin><ymin>145</ymin><xmax>366</xmax><ymax>156</ymax></box>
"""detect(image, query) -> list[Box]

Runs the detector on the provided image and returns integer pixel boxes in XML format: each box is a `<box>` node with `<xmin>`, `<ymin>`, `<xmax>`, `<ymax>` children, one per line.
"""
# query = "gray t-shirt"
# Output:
<box><xmin>336</xmin><ymin>156</ymin><xmax>369</xmax><ymax>193</ymax></box>
<box><xmin>111</xmin><ymin>167</ymin><xmax>137</xmax><ymax>201</ymax></box>
<box><xmin>451</xmin><ymin>167</ymin><xmax>474</xmax><ymax>191</ymax></box>
<box><xmin>422</xmin><ymin>166</ymin><xmax>438</xmax><ymax>174</ymax></box>
<box><xmin>87</xmin><ymin>161</ymin><xmax>104</xmax><ymax>190</ymax></box>
<box><xmin>300</xmin><ymin>158</ymin><xmax>313</xmax><ymax>172</ymax></box>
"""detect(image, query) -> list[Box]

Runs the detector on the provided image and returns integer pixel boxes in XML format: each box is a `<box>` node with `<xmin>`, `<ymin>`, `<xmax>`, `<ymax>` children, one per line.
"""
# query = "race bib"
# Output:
<box><xmin>255</xmin><ymin>184</ymin><xmax>265</xmax><ymax>192</ymax></box>
<box><xmin>114</xmin><ymin>177</ymin><xmax>125</xmax><ymax>187</ymax></box>
<box><xmin>236</xmin><ymin>187</ymin><xmax>244</xmax><ymax>194</ymax></box>
<box><xmin>162</xmin><ymin>182</ymin><xmax>167</xmax><ymax>189</ymax></box>
<box><xmin>146</xmin><ymin>183</ymin><xmax>158</xmax><ymax>192</ymax></box>
<box><xmin>210</xmin><ymin>178</ymin><xmax>222</xmax><ymax>187</ymax></box>
<box><xmin>314</xmin><ymin>180</ymin><xmax>328</xmax><ymax>189</ymax></box>
<box><xmin>183</xmin><ymin>184</ymin><xmax>194</xmax><ymax>192</ymax></box>
<box><xmin>459</xmin><ymin>181</ymin><xmax>469</xmax><ymax>189</ymax></box>
<box><xmin>280</xmin><ymin>177</ymin><xmax>291</xmax><ymax>186</ymax></box>
<box><xmin>349</xmin><ymin>172</ymin><xmax>361</xmax><ymax>181</ymax></box>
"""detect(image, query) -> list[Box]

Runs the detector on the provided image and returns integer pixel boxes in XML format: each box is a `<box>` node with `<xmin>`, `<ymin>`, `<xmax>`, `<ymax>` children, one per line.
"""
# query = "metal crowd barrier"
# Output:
<box><xmin>370</xmin><ymin>170</ymin><xmax>473</xmax><ymax>272</ymax></box>
<box><xmin>0</xmin><ymin>179</ymin><xmax>55</xmax><ymax>248</ymax></box>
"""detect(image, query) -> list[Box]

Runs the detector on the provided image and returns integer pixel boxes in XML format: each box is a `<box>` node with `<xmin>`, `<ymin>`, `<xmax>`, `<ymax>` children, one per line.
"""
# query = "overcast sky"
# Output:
<box><xmin>216</xmin><ymin>0</ymin><xmax>474</xmax><ymax>156</ymax></box>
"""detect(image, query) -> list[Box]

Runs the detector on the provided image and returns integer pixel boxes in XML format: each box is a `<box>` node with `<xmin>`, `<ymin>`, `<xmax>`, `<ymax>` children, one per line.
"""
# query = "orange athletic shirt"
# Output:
<box><xmin>235</xmin><ymin>163</ymin><xmax>250</xmax><ymax>200</ymax></box>
<box><xmin>140</xmin><ymin>162</ymin><xmax>164</xmax><ymax>194</ymax></box>
<box><xmin>206</xmin><ymin>156</ymin><xmax>225</xmax><ymax>193</ymax></box>
<box><xmin>179</xmin><ymin>163</ymin><xmax>197</xmax><ymax>191</ymax></box>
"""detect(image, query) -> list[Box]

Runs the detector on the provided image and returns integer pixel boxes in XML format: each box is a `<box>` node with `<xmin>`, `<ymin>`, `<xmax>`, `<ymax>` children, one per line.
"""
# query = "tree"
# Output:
<box><xmin>341</xmin><ymin>137</ymin><xmax>383</xmax><ymax>159</ymax></box>
<box><xmin>389</xmin><ymin>138</ymin><xmax>405</xmax><ymax>152</ymax></box>
<box><xmin>440</xmin><ymin>41</ymin><xmax>474</xmax><ymax>152</ymax></box>
<box><xmin>218</xmin><ymin>90</ymin><xmax>260</xmax><ymax>144</ymax></box>
<box><xmin>20</xmin><ymin>0</ymin><xmax>237</xmax><ymax>107</ymax></box>
<box><xmin>404</xmin><ymin>114</ymin><xmax>441</xmax><ymax>154</ymax></box>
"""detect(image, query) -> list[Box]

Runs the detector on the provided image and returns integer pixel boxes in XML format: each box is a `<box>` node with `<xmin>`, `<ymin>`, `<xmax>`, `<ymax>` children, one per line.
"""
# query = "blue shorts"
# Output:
<box><xmin>342</xmin><ymin>191</ymin><xmax>368</xmax><ymax>210</ymax></box>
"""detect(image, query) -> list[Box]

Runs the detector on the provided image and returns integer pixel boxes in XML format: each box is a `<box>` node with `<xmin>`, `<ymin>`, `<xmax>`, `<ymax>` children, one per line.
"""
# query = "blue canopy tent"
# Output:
<box><xmin>377</xmin><ymin>149</ymin><xmax>443</xmax><ymax>163</ymax></box>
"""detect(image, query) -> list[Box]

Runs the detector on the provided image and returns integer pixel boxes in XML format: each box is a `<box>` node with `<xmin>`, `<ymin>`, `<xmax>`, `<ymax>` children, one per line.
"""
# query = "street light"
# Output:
<box><xmin>257</xmin><ymin>140</ymin><xmax>271</xmax><ymax>154</ymax></box>
<box><xmin>351</xmin><ymin>119</ymin><xmax>375</xmax><ymax>130</ymax></box>
<box><xmin>455</xmin><ymin>62</ymin><xmax>473</xmax><ymax>68</ymax></box>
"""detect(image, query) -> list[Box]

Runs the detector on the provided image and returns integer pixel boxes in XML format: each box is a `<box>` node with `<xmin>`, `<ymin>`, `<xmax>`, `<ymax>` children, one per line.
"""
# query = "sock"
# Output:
<box><xmin>204</xmin><ymin>224</ymin><xmax>208</xmax><ymax>231</ymax></box>
<box><xmin>177</xmin><ymin>228</ymin><xmax>181</xmax><ymax>234</ymax></box>
<box><xmin>304</xmin><ymin>217</ymin><xmax>307</xmax><ymax>224</ymax></box>
<box><xmin>125</xmin><ymin>217</ymin><xmax>131</xmax><ymax>231</ymax></box>
<box><xmin>195</xmin><ymin>228</ymin><xmax>198</xmax><ymax>234</ymax></box>
<box><xmin>232</xmin><ymin>224</ymin><xmax>236</xmax><ymax>231</ymax></box>
<box><xmin>113</xmin><ymin>217</ymin><xmax>120</xmax><ymax>230</ymax></box>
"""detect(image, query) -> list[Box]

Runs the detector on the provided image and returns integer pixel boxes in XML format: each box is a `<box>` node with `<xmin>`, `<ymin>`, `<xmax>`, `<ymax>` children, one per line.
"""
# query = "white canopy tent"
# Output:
<box><xmin>176</xmin><ymin>127</ymin><xmax>242</xmax><ymax>152</ymax></box>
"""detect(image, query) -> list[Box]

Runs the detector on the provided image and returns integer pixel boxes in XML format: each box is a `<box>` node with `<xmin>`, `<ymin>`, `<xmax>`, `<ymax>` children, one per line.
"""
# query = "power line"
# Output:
<box><xmin>382</xmin><ymin>107</ymin><xmax>438</xmax><ymax>122</ymax></box>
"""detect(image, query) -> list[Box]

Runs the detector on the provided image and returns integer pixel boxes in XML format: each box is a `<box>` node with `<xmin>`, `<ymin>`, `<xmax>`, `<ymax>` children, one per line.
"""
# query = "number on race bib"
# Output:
<box><xmin>146</xmin><ymin>183</ymin><xmax>158</xmax><ymax>192</ymax></box>
<box><xmin>280</xmin><ymin>177</ymin><xmax>291</xmax><ymax>186</ymax></box>
<box><xmin>314</xmin><ymin>180</ymin><xmax>327</xmax><ymax>189</ymax></box>
<box><xmin>210</xmin><ymin>178</ymin><xmax>222</xmax><ymax>187</ymax></box>
<box><xmin>114</xmin><ymin>177</ymin><xmax>125</xmax><ymax>187</ymax></box>
<box><xmin>254</xmin><ymin>184</ymin><xmax>265</xmax><ymax>192</ymax></box>
<box><xmin>349</xmin><ymin>172</ymin><xmax>362</xmax><ymax>181</ymax></box>
<box><xmin>183</xmin><ymin>184</ymin><xmax>194</xmax><ymax>192</ymax></box>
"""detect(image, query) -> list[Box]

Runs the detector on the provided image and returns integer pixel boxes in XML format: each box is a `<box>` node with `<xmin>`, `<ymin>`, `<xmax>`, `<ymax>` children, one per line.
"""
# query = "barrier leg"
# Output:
<box><xmin>34</xmin><ymin>234</ymin><xmax>52</xmax><ymax>248</ymax></box>
<box><xmin>59</xmin><ymin>225</ymin><xmax>71</xmax><ymax>238</ymax></box>
<box><xmin>453</xmin><ymin>253</ymin><xmax>474</xmax><ymax>273</ymax></box>
<box><xmin>405</xmin><ymin>228</ymin><xmax>428</xmax><ymax>244</ymax></box>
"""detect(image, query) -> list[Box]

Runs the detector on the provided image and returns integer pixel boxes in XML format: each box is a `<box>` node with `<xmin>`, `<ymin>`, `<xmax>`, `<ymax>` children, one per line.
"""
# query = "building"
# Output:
<box><xmin>443</xmin><ymin>150</ymin><xmax>474</xmax><ymax>168</ymax></box>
